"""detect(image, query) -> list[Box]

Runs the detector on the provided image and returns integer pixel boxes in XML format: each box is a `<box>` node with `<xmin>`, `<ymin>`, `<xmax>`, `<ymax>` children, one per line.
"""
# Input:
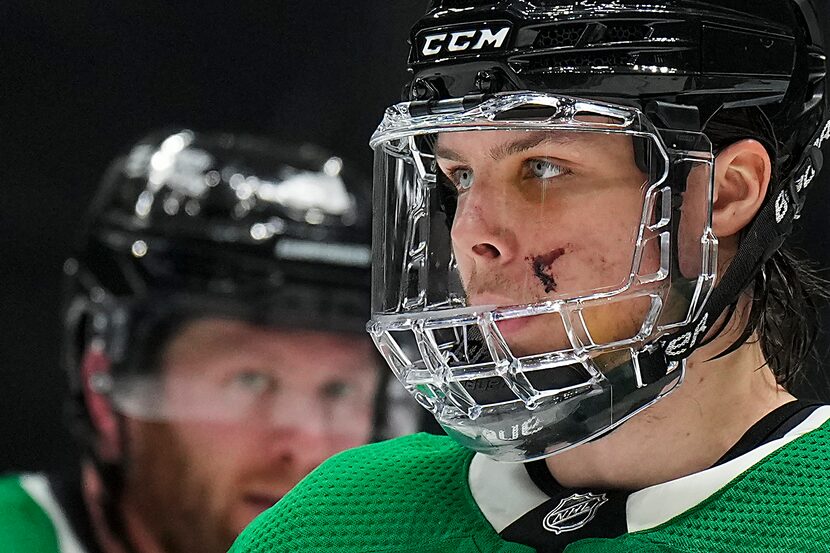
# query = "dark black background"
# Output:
<box><xmin>1</xmin><ymin>2</ymin><xmax>829</xmax><ymax>473</ymax></box>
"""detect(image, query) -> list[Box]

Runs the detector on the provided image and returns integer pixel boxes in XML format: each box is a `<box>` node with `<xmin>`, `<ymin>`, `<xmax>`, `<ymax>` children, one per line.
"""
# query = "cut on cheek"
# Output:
<box><xmin>526</xmin><ymin>247</ymin><xmax>567</xmax><ymax>293</ymax></box>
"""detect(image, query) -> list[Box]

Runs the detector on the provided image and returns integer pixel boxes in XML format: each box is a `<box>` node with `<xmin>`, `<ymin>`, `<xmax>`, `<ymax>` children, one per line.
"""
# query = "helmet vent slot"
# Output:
<box><xmin>514</xmin><ymin>49</ymin><xmax>692</xmax><ymax>75</ymax></box>
<box><xmin>532</xmin><ymin>21</ymin><xmax>652</xmax><ymax>50</ymax></box>
<box><xmin>533</xmin><ymin>23</ymin><xmax>585</xmax><ymax>49</ymax></box>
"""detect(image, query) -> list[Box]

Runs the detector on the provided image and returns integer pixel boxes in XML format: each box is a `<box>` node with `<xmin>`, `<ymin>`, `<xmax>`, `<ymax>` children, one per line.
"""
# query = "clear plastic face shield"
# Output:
<box><xmin>369</xmin><ymin>93</ymin><xmax>717</xmax><ymax>461</ymax></box>
<box><xmin>94</xmin><ymin>316</ymin><xmax>379</xmax><ymax>445</ymax></box>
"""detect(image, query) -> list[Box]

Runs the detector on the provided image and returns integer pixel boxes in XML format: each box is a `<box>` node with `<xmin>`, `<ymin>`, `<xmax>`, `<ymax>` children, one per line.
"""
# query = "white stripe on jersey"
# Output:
<box><xmin>469</xmin><ymin>453</ymin><xmax>550</xmax><ymax>533</ymax></box>
<box><xmin>19</xmin><ymin>474</ymin><xmax>88</xmax><ymax>553</ymax></box>
<box><xmin>626</xmin><ymin>405</ymin><xmax>830</xmax><ymax>532</ymax></box>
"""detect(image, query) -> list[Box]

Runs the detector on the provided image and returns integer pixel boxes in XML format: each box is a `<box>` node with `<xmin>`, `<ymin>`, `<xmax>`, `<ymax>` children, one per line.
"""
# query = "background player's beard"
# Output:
<box><xmin>122</xmin><ymin>422</ymin><xmax>237</xmax><ymax>553</ymax></box>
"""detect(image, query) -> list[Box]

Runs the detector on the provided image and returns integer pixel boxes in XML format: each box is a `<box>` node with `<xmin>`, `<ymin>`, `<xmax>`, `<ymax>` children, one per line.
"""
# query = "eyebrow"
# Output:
<box><xmin>434</xmin><ymin>131</ymin><xmax>574</xmax><ymax>164</ymax></box>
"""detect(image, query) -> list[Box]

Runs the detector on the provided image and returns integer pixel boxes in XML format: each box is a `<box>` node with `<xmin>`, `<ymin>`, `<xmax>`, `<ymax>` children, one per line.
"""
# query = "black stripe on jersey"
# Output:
<box><xmin>47</xmin><ymin>471</ymin><xmax>103</xmax><ymax>553</ymax></box>
<box><xmin>500</xmin><ymin>485</ymin><xmax>629</xmax><ymax>552</ymax></box>
<box><xmin>714</xmin><ymin>400</ymin><xmax>821</xmax><ymax>466</ymax></box>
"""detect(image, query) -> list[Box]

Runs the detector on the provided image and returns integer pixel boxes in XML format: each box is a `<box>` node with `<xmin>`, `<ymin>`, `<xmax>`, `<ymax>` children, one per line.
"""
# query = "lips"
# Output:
<box><xmin>494</xmin><ymin>316</ymin><xmax>534</xmax><ymax>337</ymax></box>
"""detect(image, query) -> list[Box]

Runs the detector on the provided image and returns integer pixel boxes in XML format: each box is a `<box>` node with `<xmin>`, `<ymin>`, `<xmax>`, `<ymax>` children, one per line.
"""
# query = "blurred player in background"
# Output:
<box><xmin>0</xmin><ymin>129</ymin><xmax>410</xmax><ymax>553</ymax></box>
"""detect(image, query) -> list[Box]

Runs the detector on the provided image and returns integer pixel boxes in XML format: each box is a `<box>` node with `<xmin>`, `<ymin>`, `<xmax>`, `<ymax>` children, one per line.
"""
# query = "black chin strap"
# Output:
<box><xmin>661</xmin><ymin>120</ymin><xmax>828</xmax><ymax>362</ymax></box>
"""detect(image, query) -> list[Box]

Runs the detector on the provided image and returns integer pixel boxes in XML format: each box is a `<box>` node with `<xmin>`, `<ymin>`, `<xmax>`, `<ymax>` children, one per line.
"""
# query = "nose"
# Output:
<box><xmin>450</xmin><ymin>181</ymin><xmax>518</xmax><ymax>266</ymax></box>
<box><xmin>258</xmin><ymin>406</ymin><xmax>335</xmax><ymax>476</ymax></box>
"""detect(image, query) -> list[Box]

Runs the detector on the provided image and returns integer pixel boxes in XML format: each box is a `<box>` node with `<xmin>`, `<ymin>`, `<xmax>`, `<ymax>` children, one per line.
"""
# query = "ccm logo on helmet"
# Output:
<box><xmin>419</xmin><ymin>25</ymin><xmax>511</xmax><ymax>57</ymax></box>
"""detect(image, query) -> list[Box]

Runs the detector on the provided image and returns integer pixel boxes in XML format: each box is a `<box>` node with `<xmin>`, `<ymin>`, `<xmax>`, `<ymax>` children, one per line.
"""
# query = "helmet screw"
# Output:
<box><xmin>411</xmin><ymin>78</ymin><xmax>432</xmax><ymax>100</ymax></box>
<box><xmin>475</xmin><ymin>70</ymin><xmax>500</xmax><ymax>94</ymax></box>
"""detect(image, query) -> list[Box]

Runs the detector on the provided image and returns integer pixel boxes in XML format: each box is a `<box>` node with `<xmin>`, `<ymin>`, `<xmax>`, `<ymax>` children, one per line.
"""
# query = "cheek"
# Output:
<box><xmin>569</xmin><ymin>192</ymin><xmax>647</xmax><ymax>284</ymax></box>
<box><xmin>172</xmin><ymin>422</ymin><xmax>252</xmax><ymax>477</ymax></box>
<box><xmin>329</xmin><ymin>401</ymin><xmax>375</xmax><ymax>443</ymax></box>
<box><xmin>581</xmin><ymin>295</ymin><xmax>653</xmax><ymax>344</ymax></box>
<box><xmin>326</xmin><ymin>429</ymin><xmax>371</xmax><ymax>454</ymax></box>
<box><xmin>637</xmin><ymin>233</ymin><xmax>664</xmax><ymax>277</ymax></box>
<box><xmin>528</xmin><ymin>220</ymin><xmax>636</xmax><ymax>296</ymax></box>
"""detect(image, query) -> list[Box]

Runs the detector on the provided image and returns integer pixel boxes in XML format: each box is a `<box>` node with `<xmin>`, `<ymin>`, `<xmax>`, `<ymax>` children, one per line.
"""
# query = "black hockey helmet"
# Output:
<box><xmin>407</xmin><ymin>0</ymin><xmax>825</xmax><ymax>143</ymax></box>
<box><xmin>63</xmin><ymin>129</ymin><xmax>375</xmax><ymax>439</ymax></box>
<box><xmin>365</xmin><ymin>0</ymin><xmax>829</xmax><ymax>461</ymax></box>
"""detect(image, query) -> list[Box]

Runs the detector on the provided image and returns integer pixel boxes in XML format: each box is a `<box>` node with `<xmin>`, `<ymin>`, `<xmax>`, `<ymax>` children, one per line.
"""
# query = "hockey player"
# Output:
<box><xmin>232</xmin><ymin>1</ymin><xmax>830</xmax><ymax>552</ymax></box>
<box><xmin>0</xmin><ymin>130</ymin><xmax>387</xmax><ymax>553</ymax></box>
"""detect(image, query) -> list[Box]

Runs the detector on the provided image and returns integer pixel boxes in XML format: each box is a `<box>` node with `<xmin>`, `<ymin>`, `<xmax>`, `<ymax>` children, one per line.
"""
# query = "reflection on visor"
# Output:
<box><xmin>103</xmin><ymin>371</ymin><xmax>373</xmax><ymax>440</ymax></box>
<box><xmin>369</xmin><ymin>92</ymin><xmax>717</xmax><ymax>461</ymax></box>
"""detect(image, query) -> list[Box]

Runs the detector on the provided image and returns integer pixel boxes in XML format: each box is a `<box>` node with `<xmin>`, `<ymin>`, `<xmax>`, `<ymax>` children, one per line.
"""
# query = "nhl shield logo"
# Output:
<box><xmin>542</xmin><ymin>493</ymin><xmax>608</xmax><ymax>534</ymax></box>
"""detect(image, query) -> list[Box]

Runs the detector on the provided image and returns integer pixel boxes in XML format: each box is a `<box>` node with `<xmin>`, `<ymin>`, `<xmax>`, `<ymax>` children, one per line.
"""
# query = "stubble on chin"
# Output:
<box><xmin>123</xmin><ymin>422</ymin><xmax>237</xmax><ymax>553</ymax></box>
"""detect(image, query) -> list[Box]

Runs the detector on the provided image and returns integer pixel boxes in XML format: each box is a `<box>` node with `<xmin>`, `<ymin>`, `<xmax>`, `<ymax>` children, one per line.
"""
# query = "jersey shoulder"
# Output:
<box><xmin>231</xmin><ymin>432</ymin><xmax>532</xmax><ymax>553</ymax></box>
<box><xmin>0</xmin><ymin>474</ymin><xmax>62</xmax><ymax>552</ymax></box>
<box><xmin>566</xmin><ymin>411</ymin><xmax>830</xmax><ymax>553</ymax></box>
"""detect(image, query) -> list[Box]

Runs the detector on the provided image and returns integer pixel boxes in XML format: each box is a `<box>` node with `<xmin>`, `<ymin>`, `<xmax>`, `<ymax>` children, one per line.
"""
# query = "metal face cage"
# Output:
<box><xmin>369</xmin><ymin>93</ymin><xmax>716</xmax><ymax>461</ymax></box>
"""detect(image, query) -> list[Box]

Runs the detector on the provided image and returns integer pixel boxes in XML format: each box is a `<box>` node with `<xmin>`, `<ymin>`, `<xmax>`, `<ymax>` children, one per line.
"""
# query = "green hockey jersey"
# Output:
<box><xmin>0</xmin><ymin>473</ymin><xmax>90</xmax><ymax>553</ymax></box>
<box><xmin>231</xmin><ymin>404</ymin><xmax>830</xmax><ymax>552</ymax></box>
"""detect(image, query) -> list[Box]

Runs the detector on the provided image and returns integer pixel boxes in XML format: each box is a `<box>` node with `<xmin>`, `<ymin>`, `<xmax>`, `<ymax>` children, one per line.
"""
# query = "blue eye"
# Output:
<box><xmin>529</xmin><ymin>159</ymin><xmax>565</xmax><ymax>179</ymax></box>
<box><xmin>452</xmin><ymin>167</ymin><xmax>474</xmax><ymax>190</ymax></box>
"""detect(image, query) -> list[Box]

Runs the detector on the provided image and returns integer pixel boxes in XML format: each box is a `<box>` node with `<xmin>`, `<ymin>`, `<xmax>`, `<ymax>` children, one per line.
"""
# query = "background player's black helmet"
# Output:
<box><xmin>62</xmin><ymin>129</ymin><xmax>374</xmax><ymax>440</ymax></box>
<box><xmin>403</xmin><ymin>0</ymin><xmax>828</xmax><ymax>359</ymax></box>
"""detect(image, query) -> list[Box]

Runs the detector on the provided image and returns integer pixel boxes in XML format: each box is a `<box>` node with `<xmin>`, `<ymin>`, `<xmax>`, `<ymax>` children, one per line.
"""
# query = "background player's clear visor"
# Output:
<box><xmin>88</xmin><ymin>315</ymin><xmax>378</xmax><ymax>442</ymax></box>
<box><xmin>369</xmin><ymin>93</ymin><xmax>717</xmax><ymax>461</ymax></box>
<box><xmin>94</xmin><ymin>371</ymin><xmax>374</xmax><ymax>437</ymax></box>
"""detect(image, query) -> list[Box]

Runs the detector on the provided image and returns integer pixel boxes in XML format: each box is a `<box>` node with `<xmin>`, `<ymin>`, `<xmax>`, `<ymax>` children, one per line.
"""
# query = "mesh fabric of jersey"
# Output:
<box><xmin>231</xmin><ymin>421</ymin><xmax>830</xmax><ymax>552</ymax></box>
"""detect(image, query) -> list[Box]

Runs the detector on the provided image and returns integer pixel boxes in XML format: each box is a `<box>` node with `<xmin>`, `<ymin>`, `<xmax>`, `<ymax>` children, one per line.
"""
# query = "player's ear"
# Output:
<box><xmin>80</xmin><ymin>341</ymin><xmax>121</xmax><ymax>461</ymax></box>
<box><xmin>711</xmin><ymin>139</ymin><xmax>771</xmax><ymax>239</ymax></box>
